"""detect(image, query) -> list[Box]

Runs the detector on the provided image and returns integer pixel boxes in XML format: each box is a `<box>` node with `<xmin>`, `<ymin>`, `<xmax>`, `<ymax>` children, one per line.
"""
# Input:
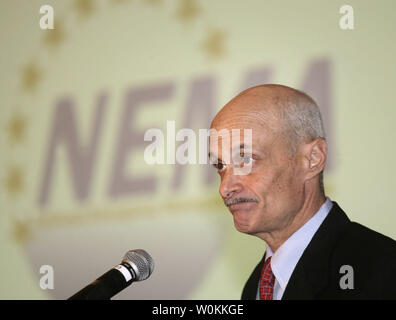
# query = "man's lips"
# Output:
<box><xmin>224</xmin><ymin>198</ymin><xmax>258</xmax><ymax>212</ymax></box>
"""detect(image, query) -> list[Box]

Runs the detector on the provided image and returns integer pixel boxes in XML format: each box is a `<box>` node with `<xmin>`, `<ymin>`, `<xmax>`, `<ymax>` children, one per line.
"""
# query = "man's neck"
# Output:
<box><xmin>262</xmin><ymin>192</ymin><xmax>326</xmax><ymax>252</ymax></box>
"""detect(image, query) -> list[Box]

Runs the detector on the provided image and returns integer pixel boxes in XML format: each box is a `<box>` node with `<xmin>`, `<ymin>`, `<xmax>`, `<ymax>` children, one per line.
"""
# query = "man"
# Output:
<box><xmin>209</xmin><ymin>84</ymin><xmax>396</xmax><ymax>300</ymax></box>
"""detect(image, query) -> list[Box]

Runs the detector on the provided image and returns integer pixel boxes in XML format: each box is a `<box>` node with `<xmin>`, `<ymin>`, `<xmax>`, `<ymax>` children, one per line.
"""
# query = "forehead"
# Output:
<box><xmin>209</xmin><ymin>93</ymin><xmax>285</xmax><ymax>152</ymax></box>
<box><xmin>209</xmin><ymin>114</ymin><xmax>279</xmax><ymax>155</ymax></box>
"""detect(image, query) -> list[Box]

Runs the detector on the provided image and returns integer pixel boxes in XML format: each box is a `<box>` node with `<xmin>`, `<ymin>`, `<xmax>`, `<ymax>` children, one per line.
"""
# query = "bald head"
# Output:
<box><xmin>211</xmin><ymin>84</ymin><xmax>325</xmax><ymax>155</ymax></box>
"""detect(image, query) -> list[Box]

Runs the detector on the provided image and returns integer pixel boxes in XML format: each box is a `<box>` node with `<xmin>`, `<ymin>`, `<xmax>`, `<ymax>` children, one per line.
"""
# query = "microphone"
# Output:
<box><xmin>68</xmin><ymin>249</ymin><xmax>154</xmax><ymax>300</ymax></box>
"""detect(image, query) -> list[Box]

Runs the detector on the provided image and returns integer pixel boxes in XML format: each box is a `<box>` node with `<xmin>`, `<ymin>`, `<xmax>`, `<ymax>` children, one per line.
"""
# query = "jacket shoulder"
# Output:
<box><xmin>328</xmin><ymin>221</ymin><xmax>396</xmax><ymax>299</ymax></box>
<box><xmin>340</xmin><ymin>221</ymin><xmax>396</xmax><ymax>255</ymax></box>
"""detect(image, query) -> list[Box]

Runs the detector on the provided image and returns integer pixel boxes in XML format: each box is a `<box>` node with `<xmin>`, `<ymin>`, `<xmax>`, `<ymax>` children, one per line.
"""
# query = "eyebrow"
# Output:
<box><xmin>208</xmin><ymin>143</ymin><xmax>252</xmax><ymax>161</ymax></box>
<box><xmin>234</xmin><ymin>143</ymin><xmax>251</xmax><ymax>152</ymax></box>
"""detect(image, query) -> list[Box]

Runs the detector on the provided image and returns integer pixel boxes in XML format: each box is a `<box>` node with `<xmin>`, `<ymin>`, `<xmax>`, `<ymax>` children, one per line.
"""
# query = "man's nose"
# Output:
<box><xmin>219</xmin><ymin>169</ymin><xmax>243</xmax><ymax>199</ymax></box>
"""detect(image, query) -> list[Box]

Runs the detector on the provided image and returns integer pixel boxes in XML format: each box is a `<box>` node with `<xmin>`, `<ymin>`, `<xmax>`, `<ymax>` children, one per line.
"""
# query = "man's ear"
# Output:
<box><xmin>302</xmin><ymin>137</ymin><xmax>327</xmax><ymax>180</ymax></box>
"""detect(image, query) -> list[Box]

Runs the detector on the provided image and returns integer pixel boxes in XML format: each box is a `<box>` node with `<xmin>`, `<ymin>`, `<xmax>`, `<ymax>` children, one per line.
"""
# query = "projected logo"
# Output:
<box><xmin>4</xmin><ymin>0</ymin><xmax>333</xmax><ymax>299</ymax></box>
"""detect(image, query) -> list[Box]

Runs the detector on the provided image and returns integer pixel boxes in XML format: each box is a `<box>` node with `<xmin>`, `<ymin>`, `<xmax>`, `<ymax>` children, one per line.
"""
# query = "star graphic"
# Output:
<box><xmin>144</xmin><ymin>0</ymin><xmax>161</xmax><ymax>6</ymax></box>
<box><xmin>7</xmin><ymin>112</ymin><xmax>27</xmax><ymax>145</ymax></box>
<box><xmin>42</xmin><ymin>19</ymin><xmax>65</xmax><ymax>50</ymax></box>
<box><xmin>4</xmin><ymin>166</ymin><xmax>24</xmax><ymax>197</ymax></box>
<box><xmin>175</xmin><ymin>0</ymin><xmax>200</xmax><ymax>24</ymax></box>
<box><xmin>12</xmin><ymin>220</ymin><xmax>31</xmax><ymax>243</ymax></box>
<box><xmin>21</xmin><ymin>61</ymin><xmax>42</xmax><ymax>92</ymax></box>
<box><xmin>201</xmin><ymin>28</ymin><xmax>227</xmax><ymax>60</ymax></box>
<box><xmin>74</xmin><ymin>0</ymin><xmax>95</xmax><ymax>19</ymax></box>
<box><xmin>110</xmin><ymin>0</ymin><xmax>128</xmax><ymax>4</ymax></box>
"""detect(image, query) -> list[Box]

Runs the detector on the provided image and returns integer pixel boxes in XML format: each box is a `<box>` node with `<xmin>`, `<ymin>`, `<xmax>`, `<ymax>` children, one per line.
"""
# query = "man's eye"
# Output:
<box><xmin>243</xmin><ymin>156</ymin><xmax>253</xmax><ymax>165</ymax></box>
<box><xmin>236</xmin><ymin>156</ymin><xmax>253</xmax><ymax>167</ymax></box>
<box><xmin>213</xmin><ymin>162</ymin><xmax>226</xmax><ymax>171</ymax></box>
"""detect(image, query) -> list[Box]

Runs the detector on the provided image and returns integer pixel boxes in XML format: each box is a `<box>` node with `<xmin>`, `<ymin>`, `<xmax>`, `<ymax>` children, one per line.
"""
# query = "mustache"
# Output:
<box><xmin>224</xmin><ymin>197</ymin><xmax>259</xmax><ymax>207</ymax></box>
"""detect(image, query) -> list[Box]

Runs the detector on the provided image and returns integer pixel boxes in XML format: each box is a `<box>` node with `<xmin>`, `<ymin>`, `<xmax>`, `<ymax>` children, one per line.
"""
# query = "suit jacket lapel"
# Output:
<box><xmin>241</xmin><ymin>252</ymin><xmax>266</xmax><ymax>300</ymax></box>
<box><xmin>282</xmin><ymin>202</ymin><xmax>351</xmax><ymax>299</ymax></box>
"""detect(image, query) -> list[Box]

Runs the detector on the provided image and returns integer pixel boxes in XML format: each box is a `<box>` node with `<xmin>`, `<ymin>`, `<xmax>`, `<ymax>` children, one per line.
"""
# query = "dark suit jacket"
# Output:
<box><xmin>241</xmin><ymin>202</ymin><xmax>396</xmax><ymax>300</ymax></box>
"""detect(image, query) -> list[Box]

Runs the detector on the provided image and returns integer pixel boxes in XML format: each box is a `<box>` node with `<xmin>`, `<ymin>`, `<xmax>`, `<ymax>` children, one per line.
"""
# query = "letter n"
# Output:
<box><xmin>38</xmin><ymin>93</ymin><xmax>107</xmax><ymax>206</ymax></box>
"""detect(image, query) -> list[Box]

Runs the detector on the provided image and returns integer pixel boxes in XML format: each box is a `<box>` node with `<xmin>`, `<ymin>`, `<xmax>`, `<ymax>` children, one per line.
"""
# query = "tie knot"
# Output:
<box><xmin>264</xmin><ymin>256</ymin><xmax>272</xmax><ymax>268</ymax></box>
<box><xmin>259</xmin><ymin>256</ymin><xmax>275</xmax><ymax>300</ymax></box>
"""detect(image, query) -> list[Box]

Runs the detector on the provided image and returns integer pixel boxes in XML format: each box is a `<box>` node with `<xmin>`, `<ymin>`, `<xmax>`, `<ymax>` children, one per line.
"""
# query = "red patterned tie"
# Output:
<box><xmin>259</xmin><ymin>256</ymin><xmax>275</xmax><ymax>300</ymax></box>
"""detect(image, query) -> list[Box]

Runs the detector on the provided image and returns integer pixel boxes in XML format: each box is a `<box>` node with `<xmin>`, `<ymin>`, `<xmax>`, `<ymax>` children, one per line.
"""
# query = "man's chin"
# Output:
<box><xmin>234</xmin><ymin>221</ymin><xmax>253</xmax><ymax>234</ymax></box>
<box><xmin>232</xmin><ymin>211</ymin><xmax>255</xmax><ymax>234</ymax></box>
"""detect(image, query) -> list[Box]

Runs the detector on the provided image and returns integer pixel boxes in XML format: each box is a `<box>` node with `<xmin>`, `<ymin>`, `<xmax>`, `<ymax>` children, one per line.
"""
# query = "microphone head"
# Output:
<box><xmin>123</xmin><ymin>249</ymin><xmax>154</xmax><ymax>281</ymax></box>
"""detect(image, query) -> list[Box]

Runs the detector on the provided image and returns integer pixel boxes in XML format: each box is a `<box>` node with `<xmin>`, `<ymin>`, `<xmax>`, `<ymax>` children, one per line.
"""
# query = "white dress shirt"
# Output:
<box><xmin>256</xmin><ymin>197</ymin><xmax>333</xmax><ymax>300</ymax></box>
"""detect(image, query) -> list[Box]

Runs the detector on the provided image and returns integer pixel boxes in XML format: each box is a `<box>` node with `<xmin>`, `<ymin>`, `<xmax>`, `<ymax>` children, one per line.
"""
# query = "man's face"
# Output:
<box><xmin>209</xmin><ymin>109</ymin><xmax>306</xmax><ymax>237</ymax></box>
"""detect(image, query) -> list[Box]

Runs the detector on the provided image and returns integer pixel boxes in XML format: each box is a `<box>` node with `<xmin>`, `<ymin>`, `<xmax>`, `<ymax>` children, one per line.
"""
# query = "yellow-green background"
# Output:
<box><xmin>0</xmin><ymin>0</ymin><xmax>395</xmax><ymax>299</ymax></box>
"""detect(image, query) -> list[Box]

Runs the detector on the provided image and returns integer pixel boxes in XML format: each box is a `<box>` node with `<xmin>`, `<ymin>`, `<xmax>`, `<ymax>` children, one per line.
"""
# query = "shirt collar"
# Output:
<box><xmin>265</xmin><ymin>197</ymin><xmax>333</xmax><ymax>291</ymax></box>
